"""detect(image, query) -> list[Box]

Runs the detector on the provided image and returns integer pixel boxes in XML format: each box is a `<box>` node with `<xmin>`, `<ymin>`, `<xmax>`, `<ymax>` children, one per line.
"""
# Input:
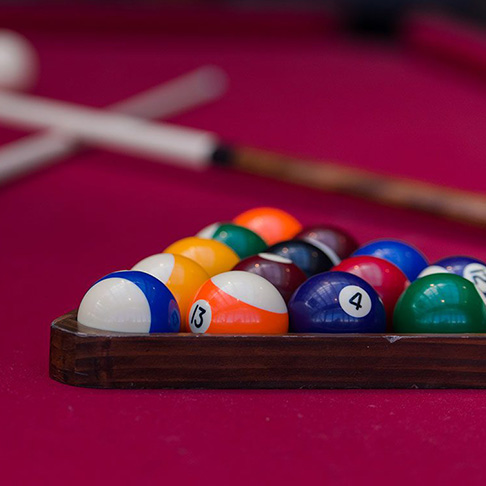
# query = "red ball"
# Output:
<box><xmin>296</xmin><ymin>225</ymin><xmax>359</xmax><ymax>262</ymax></box>
<box><xmin>333</xmin><ymin>255</ymin><xmax>409</xmax><ymax>330</ymax></box>
<box><xmin>233</xmin><ymin>252</ymin><xmax>307</xmax><ymax>302</ymax></box>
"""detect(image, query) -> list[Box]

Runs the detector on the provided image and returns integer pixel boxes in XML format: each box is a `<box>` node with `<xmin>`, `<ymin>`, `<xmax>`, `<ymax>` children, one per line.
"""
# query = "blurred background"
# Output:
<box><xmin>3</xmin><ymin>2</ymin><xmax>486</xmax><ymax>485</ymax></box>
<box><xmin>1</xmin><ymin>0</ymin><xmax>486</xmax><ymax>255</ymax></box>
<box><xmin>2</xmin><ymin>0</ymin><xmax>486</xmax><ymax>272</ymax></box>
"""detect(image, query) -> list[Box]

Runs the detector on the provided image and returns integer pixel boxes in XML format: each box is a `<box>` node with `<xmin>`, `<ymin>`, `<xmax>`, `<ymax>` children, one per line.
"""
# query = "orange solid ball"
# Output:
<box><xmin>164</xmin><ymin>237</ymin><xmax>239</xmax><ymax>277</ymax></box>
<box><xmin>234</xmin><ymin>207</ymin><xmax>302</xmax><ymax>246</ymax></box>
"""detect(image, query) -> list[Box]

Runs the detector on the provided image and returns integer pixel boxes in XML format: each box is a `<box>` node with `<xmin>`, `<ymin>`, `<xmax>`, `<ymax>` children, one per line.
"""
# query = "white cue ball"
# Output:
<box><xmin>0</xmin><ymin>30</ymin><xmax>38</xmax><ymax>91</ymax></box>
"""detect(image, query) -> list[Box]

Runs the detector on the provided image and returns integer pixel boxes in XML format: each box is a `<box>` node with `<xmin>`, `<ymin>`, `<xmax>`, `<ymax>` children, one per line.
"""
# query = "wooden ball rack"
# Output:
<box><xmin>50</xmin><ymin>311</ymin><xmax>486</xmax><ymax>389</ymax></box>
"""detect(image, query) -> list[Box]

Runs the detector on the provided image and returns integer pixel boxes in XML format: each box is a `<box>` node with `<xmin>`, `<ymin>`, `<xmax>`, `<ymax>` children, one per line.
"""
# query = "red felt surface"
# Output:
<box><xmin>2</xmin><ymin>10</ymin><xmax>486</xmax><ymax>485</ymax></box>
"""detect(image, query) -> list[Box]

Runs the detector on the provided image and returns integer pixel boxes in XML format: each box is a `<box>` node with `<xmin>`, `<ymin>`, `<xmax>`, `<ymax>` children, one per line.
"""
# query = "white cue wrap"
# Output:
<box><xmin>0</xmin><ymin>132</ymin><xmax>78</xmax><ymax>180</ymax></box>
<box><xmin>0</xmin><ymin>66</ymin><xmax>227</xmax><ymax>179</ymax></box>
<box><xmin>0</xmin><ymin>91</ymin><xmax>218</xmax><ymax>168</ymax></box>
<box><xmin>109</xmin><ymin>65</ymin><xmax>228</xmax><ymax>118</ymax></box>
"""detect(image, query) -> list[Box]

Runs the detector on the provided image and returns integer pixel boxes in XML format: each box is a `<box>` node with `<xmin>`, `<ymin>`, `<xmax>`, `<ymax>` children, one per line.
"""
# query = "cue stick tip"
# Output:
<box><xmin>210</xmin><ymin>143</ymin><xmax>235</xmax><ymax>166</ymax></box>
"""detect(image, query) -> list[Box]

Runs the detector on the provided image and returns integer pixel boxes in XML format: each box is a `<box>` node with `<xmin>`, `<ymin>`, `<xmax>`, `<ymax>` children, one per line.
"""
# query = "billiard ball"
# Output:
<box><xmin>416</xmin><ymin>265</ymin><xmax>449</xmax><ymax>279</ymax></box>
<box><xmin>233</xmin><ymin>252</ymin><xmax>307</xmax><ymax>302</ymax></box>
<box><xmin>78</xmin><ymin>270</ymin><xmax>181</xmax><ymax>333</ymax></box>
<box><xmin>266</xmin><ymin>239</ymin><xmax>333</xmax><ymax>277</ymax></box>
<box><xmin>164</xmin><ymin>237</ymin><xmax>239</xmax><ymax>277</ymax></box>
<box><xmin>188</xmin><ymin>271</ymin><xmax>288</xmax><ymax>334</ymax></box>
<box><xmin>234</xmin><ymin>207</ymin><xmax>302</xmax><ymax>245</ymax></box>
<box><xmin>333</xmin><ymin>256</ymin><xmax>409</xmax><ymax>329</ymax></box>
<box><xmin>296</xmin><ymin>224</ymin><xmax>359</xmax><ymax>263</ymax></box>
<box><xmin>196</xmin><ymin>222</ymin><xmax>267</xmax><ymax>259</ymax></box>
<box><xmin>131</xmin><ymin>253</ymin><xmax>209</xmax><ymax>331</ymax></box>
<box><xmin>417</xmin><ymin>256</ymin><xmax>486</xmax><ymax>303</ymax></box>
<box><xmin>289</xmin><ymin>271</ymin><xmax>386</xmax><ymax>333</ymax></box>
<box><xmin>196</xmin><ymin>222</ymin><xmax>229</xmax><ymax>238</ymax></box>
<box><xmin>352</xmin><ymin>239</ymin><xmax>428</xmax><ymax>281</ymax></box>
<box><xmin>0</xmin><ymin>30</ymin><xmax>38</xmax><ymax>91</ymax></box>
<box><xmin>394</xmin><ymin>274</ymin><xmax>486</xmax><ymax>333</ymax></box>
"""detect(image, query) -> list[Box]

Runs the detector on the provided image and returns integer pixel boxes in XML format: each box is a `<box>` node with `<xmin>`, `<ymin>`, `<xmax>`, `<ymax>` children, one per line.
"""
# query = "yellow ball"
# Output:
<box><xmin>164</xmin><ymin>237</ymin><xmax>239</xmax><ymax>277</ymax></box>
<box><xmin>132</xmin><ymin>253</ymin><xmax>209</xmax><ymax>331</ymax></box>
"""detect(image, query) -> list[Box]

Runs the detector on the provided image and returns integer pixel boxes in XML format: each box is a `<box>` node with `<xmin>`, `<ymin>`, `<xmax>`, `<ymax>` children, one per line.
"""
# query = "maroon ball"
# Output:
<box><xmin>233</xmin><ymin>253</ymin><xmax>307</xmax><ymax>302</ymax></box>
<box><xmin>296</xmin><ymin>225</ymin><xmax>359</xmax><ymax>262</ymax></box>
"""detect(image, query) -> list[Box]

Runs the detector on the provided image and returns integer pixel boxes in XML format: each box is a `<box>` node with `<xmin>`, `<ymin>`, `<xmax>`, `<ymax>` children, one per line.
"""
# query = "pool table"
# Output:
<box><xmin>2</xmin><ymin>5</ymin><xmax>486</xmax><ymax>484</ymax></box>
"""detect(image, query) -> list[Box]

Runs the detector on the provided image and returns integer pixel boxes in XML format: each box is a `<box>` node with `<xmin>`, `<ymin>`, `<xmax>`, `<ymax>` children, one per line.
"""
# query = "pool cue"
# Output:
<box><xmin>1</xmin><ymin>90</ymin><xmax>486</xmax><ymax>228</ymax></box>
<box><xmin>0</xmin><ymin>90</ymin><xmax>218</xmax><ymax>167</ymax></box>
<box><xmin>0</xmin><ymin>65</ymin><xmax>227</xmax><ymax>184</ymax></box>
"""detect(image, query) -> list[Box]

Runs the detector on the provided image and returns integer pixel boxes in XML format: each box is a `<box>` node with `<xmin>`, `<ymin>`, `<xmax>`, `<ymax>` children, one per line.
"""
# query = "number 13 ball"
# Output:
<box><xmin>289</xmin><ymin>272</ymin><xmax>386</xmax><ymax>333</ymax></box>
<box><xmin>188</xmin><ymin>271</ymin><xmax>289</xmax><ymax>334</ymax></box>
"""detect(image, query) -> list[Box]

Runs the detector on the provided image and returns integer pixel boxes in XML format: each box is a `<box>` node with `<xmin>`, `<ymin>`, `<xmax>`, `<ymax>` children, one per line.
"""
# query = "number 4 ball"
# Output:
<box><xmin>289</xmin><ymin>272</ymin><xmax>386</xmax><ymax>333</ymax></box>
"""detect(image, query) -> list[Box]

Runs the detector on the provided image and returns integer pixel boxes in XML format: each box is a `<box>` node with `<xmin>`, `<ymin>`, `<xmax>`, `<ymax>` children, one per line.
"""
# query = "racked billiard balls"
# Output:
<box><xmin>233</xmin><ymin>252</ymin><xmax>307</xmax><ymax>302</ymax></box>
<box><xmin>418</xmin><ymin>255</ymin><xmax>486</xmax><ymax>303</ymax></box>
<box><xmin>132</xmin><ymin>253</ymin><xmax>209</xmax><ymax>331</ymax></box>
<box><xmin>164</xmin><ymin>236</ymin><xmax>239</xmax><ymax>277</ymax></box>
<box><xmin>196</xmin><ymin>222</ymin><xmax>267</xmax><ymax>259</ymax></box>
<box><xmin>289</xmin><ymin>271</ymin><xmax>386</xmax><ymax>333</ymax></box>
<box><xmin>352</xmin><ymin>239</ymin><xmax>428</xmax><ymax>281</ymax></box>
<box><xmin>78</xmin><ymin>270</ymin><xmax>181</xmax><ymax>333</ymax></box>
<box><xmin>266</xmin><ymin>239</ymin><xmax>333</xmax><ymax>277</ymax></box>
<box><xmin>188</xmin><ymin>271</ymin><xmax>288</xmax><ymax>334</ymax></box>
<box><xmin>394</xmin><ymin>273</ymin><xmax>486</xmax><ymax>333</ymax></box>
<box><xmin>333</xmin><ymin>255</ymin><xmax>409</xmax><ymax>329</ymax></box>
<box><xmin>296</xmin><ymin>224</ymin><xmax>358</xmax><ymax>263</ymax></box>
<box><xmin>234</xmin><ymin>207</ymin><xmax>302</xmax><ymax>245</ymax></box>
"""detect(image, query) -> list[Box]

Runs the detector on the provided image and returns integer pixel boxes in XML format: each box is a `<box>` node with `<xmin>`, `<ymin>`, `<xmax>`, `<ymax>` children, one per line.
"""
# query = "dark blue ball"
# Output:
<box><xmin>434</xmin><ymin>256</ymin><xmax>486</xmax><ymax>277</ymax></box>
<box><xmin>289</xmin><ymin>271</ymin><xmax>386</xmax><ymax>333</ymax></box>
<box><xmin>434</xmin><ymin>256</ymin><xmax>486</xmax><ymax>302</ymax></box>
<box><xmin>266</xmin><ymin>239</ymin><xmax>333</xmax><ymax>277</ymax></box>
<box><xmin>352</xmin><ymin>239</ymin><xmax>427</xmax><ymax>281</ymax></box>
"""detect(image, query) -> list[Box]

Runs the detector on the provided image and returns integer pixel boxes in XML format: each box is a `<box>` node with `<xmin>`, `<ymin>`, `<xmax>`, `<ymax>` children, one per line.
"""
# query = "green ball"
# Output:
<box><xmin>202</xmin><ymin>223</ymin><xmax>267</xmax><ymax>259</ymax></box>
<box><xmin>394</xmin><ymin>273</ymin><xmax>486</xmax><ymax>333</ymax></box>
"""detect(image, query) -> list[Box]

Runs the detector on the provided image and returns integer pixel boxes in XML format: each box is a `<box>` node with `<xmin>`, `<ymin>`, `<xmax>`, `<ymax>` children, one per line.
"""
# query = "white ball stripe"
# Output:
<box><xmin>132</xmin><ymin>253</ymin><xmax>175</xmax><ymax>283</ymax></box>
<box><xmin>257</xmin><ymin>252</ymin><xmax>293</xmax><ymax>264</ymax></box>
<box><xmin>196</xmin><ymin>222</ymin><xmax>221</xmax><ymax>239</ymax></box>
<box><xmin>211</xmin><ymin>271</ymin><xmax>287</xmax><ymax>314</ymax></box>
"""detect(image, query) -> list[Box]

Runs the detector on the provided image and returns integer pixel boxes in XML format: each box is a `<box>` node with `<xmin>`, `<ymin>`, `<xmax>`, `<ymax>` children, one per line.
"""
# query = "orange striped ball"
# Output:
<box><xmin>188</xmin><ymin>271</ymin><xmax>289</xmax><ymax>334</ymax></box>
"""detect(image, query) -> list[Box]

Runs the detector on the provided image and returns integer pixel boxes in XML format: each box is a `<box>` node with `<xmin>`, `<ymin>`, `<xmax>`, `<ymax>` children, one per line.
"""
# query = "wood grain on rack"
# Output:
<box><xmin>50</xmin><ymin>312</ymin><xmax>486</xmax><ymax>389</ymax></box>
